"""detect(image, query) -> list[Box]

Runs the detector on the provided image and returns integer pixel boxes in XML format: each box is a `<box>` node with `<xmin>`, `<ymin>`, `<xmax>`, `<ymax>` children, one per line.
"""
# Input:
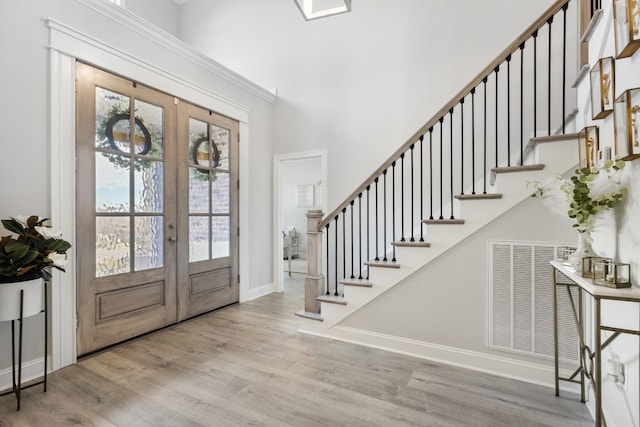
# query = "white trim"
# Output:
<box><xmin>48</xmin><ymin>18</ymin><xmax>260</xmax><ymax>370</ymax></box>
<box><xmin>238</xmin><ymin>122</ymin><xmax>251</xmax><ymax>303</ymax></box>
<box><xmin>76</xmin><ymin>0</ymin><xmax>276</xmax><ymax>103</ymax></box>
<box><xmin>246</xmin><ymin>283</ymin><xmax>276</xmax><ymax>302</ymax></box>
<box><xmin>273</xmin><ymin>150</ymin><xmax>328</xmax><ymax>293</ymax></box>
<box><xmin>324</xmin><ymin>325</ymin><xmax>582</xmax><ymax>394</ymax></box>
<box><xmin>0</xmin><ymin>357</ymin><xmax>48</xmax><ymax>394</ymax></box>
<box><xmin>47</xmin><ymin>19</ymin><xmax>254</xmax><ymax>123</ymax></box>
<box><xmin>49</xmin><ymin>50</ymin><xmax>78</xmax><ymax>370</ymax></box>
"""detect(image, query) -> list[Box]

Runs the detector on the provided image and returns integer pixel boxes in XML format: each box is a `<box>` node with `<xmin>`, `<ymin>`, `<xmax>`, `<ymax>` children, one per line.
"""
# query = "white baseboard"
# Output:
<box><xmin>319</xmin><ymin>326</ymin><xmax>582</xmax><ymax>394</ymax></box>
<box><xmin>0</xmin><ymin>357</ymin><xmax>48</xmax><ymax>395</ymax></box>
<box><xmin>246</xmin><ymin>283</ymin><xmax>275</xmax><ymax>302</ymax></box>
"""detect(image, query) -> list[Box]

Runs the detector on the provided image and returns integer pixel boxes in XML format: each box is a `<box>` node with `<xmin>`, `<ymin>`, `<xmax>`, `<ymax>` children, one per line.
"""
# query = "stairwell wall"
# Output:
<box><xmin>574</xmin><ymin>4</ymin><xmax>640</xmax><ymax>426</ymax></box>
<box><xmin>178</xmin><ymin>0</ymin><xmax>557</xmax><ymax>211</ymax></box>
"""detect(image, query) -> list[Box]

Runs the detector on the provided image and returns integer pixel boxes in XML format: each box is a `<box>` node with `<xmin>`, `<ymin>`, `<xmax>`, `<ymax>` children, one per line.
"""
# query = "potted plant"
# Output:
<box><xmin>530</xmin><ymin>160</ymin><xmax>626</xmax><ymax>268</ymax></box>
<box><xmin>0</xmin><ymin>215</ymin><xmax>71</xmax><ymax>321</ymax></box>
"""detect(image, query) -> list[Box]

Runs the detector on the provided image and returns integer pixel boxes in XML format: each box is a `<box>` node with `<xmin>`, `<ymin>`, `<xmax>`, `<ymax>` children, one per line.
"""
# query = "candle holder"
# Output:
<box><xmin>582</xmin><ymin>256</ymin><xmax>611</xmax><ymax>278</ymax></box>
<box><xmin>592</xmin><ymin>261</ymin><xmax>632</xmax><ymax>288</ymax></box>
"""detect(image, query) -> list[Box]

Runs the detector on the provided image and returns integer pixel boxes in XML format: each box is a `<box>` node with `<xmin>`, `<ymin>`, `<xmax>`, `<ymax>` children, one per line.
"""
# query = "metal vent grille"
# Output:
<box><xmin>489</xmin><ymin>241</ymin><xmax>578</xmax><ymax>363</ymax></box>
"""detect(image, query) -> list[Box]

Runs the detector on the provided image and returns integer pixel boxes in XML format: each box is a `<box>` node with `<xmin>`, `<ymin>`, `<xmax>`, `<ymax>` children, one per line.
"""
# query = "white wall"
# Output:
<box><xmin>281</xmin><ymin>158</ymin><xmax>323</xmax><ymax>259</ymax></box>
<box><xmin>126</xmin><ymin>0</ymin><xmax>180</xmax><ymax>36</ymax></box>
<box><xmin>178</xmin><ymin>0</ymin><xmax>556</xmax><ymax>210</ymax></box>
<box><xmin>0</xmin><ymin>0</ymin><xmax>274</xmax><ymax>375</ymax></box>
<box><xmin>340</xmin><ymin>195</ymin><xmax>577</xmax><ymax>366</ymax></box>
<box><xmin>575</xmin><ymin>4</ymin><xmax>640</xmax><ymax>426</ymax></box>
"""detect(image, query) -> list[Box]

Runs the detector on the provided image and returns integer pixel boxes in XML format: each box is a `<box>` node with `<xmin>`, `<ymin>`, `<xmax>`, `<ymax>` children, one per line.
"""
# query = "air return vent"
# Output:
<box><xmin>488</xmin><ymin>241</ymin><xmax>578</xmax><ymax>363</ymax></box>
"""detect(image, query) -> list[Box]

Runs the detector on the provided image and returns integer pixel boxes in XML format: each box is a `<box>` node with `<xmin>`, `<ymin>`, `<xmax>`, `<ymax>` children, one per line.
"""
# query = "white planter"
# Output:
<box><xmin>0</xmin><ymin>278</ymin><xmax>45</xmax><ymax>322</ymax></box>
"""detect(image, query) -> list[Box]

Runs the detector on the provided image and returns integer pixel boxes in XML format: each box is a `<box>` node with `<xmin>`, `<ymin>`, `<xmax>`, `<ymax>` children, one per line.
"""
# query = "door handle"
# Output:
<box><xmin>168</xmin><ymin>236</ymin><xmax>177</xmax><ymax>244</ymax></box>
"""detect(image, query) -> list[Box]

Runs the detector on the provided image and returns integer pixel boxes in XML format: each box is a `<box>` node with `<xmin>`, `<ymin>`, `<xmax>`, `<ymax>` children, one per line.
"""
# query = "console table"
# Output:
<box><xmin>551</xmin><ymin>260</ymin><xmax>640</xmax><ymax>427</ymax></box>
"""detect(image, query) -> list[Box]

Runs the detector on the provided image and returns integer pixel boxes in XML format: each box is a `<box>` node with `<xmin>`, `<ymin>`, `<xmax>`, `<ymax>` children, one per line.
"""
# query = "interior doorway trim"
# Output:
<box><xmin>48</xmin><ymin>19</ymin><xmax>258</xmax><ymax>369</ymax></box>
<box><xmin>273</xmin><ymin>150</ymin><xmax>328</xmax><ymax>293</ymax></box>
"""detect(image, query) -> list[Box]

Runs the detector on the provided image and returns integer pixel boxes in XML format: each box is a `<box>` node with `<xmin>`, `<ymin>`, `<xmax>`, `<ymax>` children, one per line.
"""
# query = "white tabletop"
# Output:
<box><xmin>551</xmin><ymin>260</ymin><xmax>640</xmax><ymax>301</ymax></box>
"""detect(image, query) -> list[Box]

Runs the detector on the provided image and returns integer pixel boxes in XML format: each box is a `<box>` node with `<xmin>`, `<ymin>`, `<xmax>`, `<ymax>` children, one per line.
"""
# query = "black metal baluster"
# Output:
<box><xmin>449</xmin><ymin>109</ymin><xmax>454</xmax><ymax>220</ymax></box>
<box><xmin>375</xmin><ymin>177</ymin><xmax>379</xmax><ymax>261</ymax></box>
<box><xmin>400</xmin><ymin>153</ymin><xmax>405</xmax><ymax>242</ymax></box>
<box><xmin>483</xmin><ymin>77</ymin><xmax>488</xmax><ymax>194</ymax></box>
<box><xmin>534</xmin><ymin>30</ymin><xmax>538</xmax><ymax>142</ymax></box>
<box><xmin>326</xmin><ymin>223</ymin><xmax>330</xmax><ymax>295</ymax></box>
<box><xmin>383</xmin><ymin>169</ymin><xmax>388</xmax><ymax>262</ymax></box>
<box><xmin>350</xmin><ymin>201</ymin><xmax>354</xmax><ymax>279</ymax></box>
<box><xmin>334</xmin><ymin>215</ymin><xmax>339</xmax><ymax>296</ymax></box>
<box><xmin>342</xmin><ymin>208</ymin><xmax>346</xmax><ymax>286</ymax></box>
<box><xmin>410</xmin><ymin>144</ymin><xmax>415</xmax><ymax>242</ymax></box>
<box><xmin>562</xmin><ymin>4</ymin><xmax>568</xmax><ymax>134</ymax></box>
<box><xmin>471</xmin><ymin>88</ymin><xmax>476</xmax><ymax>194</ymax></box>
<box><xmin>507</xmin><ymin>54</ymin><xmax>512</xmax><ymax>167</ymax></box>
<box><xmin>366</xmin><ymin>185</ymin><xmax>370</xmax><ymax>279</ymax></box>
<box><xmin>520</xmin><ymin>43</ymin><xmax>524</xmax><ymax>165</ymax></box>
<box><xmin>439</xmin><ymin>119</ymin><xmax>444</xmax><ymax>220</ymax></box>
<box><xmin>495</xmin><ymin>66</ymin><xmax>499</xmax><ymax>168</ymax></box>
<box><xmin>548</xmin><ymin>15</ymin><xmax>553</xmax><ymax>136</ymax></box>
<box><xmin>392</xmin><ymin>161</ymin><xmax>396</xmax><ymax>262</ymax></box>
<box><xmin>420</xmin><ymin>134</ymin><xmax>425</xmax><ymax>242</ymax></box>
<box><xmin>460</xmin><ymin>98</ymin><xmax>465</xmax><ymax>195</ymax></box>
<box><xmin>429</xmin><ymin>129</ymin><xmax>434</xmax><ymax>220</ymax></box>
<box><xmin>358</xmin><ymin>193</ymin><xmax>363</xmax><ymax>280</ymax></box>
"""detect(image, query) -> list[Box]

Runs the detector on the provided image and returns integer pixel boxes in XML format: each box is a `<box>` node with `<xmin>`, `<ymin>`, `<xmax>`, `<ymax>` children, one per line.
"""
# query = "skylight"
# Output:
<box><xmin>293</xmin><ymin>0</ymin><xmax>351</xmax><ymax>21</ymax></box>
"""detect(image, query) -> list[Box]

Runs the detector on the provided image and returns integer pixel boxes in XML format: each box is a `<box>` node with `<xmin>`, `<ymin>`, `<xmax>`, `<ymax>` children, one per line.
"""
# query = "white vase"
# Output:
<box><xmin>0</xmin><ymin>278</ymin><xmax>45</xmax><ymax>322</ymax></box>
<box><xmin>568</xmin><ymin>233</ymin><xmax>596</xmax><ymax>270</ymax></box>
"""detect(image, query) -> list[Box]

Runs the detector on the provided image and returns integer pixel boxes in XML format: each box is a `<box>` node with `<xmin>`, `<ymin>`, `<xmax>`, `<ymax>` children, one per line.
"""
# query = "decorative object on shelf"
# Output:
<box><xmin>590</xmin><ymin>57</ymin><xmax>615</xmax><ymax>119</ymax></box>
<box><xmin>0</xmin><ymin>215</ymin><xmax>71</xmax><ymax>411</ymax></box>
<box><xmin>614</xmin><ymin>87</ymin><xmax>640</xmax><ymax>159</ymax></box>
<box><xmin>582</xmin><ymin>256</ymin><xmax>611</xmax><ymax>278</ymax></box>
<box><xmin>592</xmin><ymin>260</ymin><xmax>632</xmax><ymax>288</ymax></box>
<box><xmin>613</xmin><ymin>0</ymin><xmax>640</xmax><ymax>58</ymax></box>
<box><xmin>530</xmin><ymin>161</ymin><xmax>626</xmax><ymax>268</ymax></box>
<box><xmin>578</xmin><ymin>126</ymin><xmax>599</xmax><ymax>168</ymax></box>
<box><xmin>556</xmin><ymin>246</ymin><xmax>577</xmax><ymax>263</ymax></box>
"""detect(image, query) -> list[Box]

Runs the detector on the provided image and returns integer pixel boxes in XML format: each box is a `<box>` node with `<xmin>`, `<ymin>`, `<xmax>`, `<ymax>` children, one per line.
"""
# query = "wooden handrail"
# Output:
<box><xmin>319</xmin><ymin>0</ymin><xmax>573</xmax><ymax>230</ymax></box>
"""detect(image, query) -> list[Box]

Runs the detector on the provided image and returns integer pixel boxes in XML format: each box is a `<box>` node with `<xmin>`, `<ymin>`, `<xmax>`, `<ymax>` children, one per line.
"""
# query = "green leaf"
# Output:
<box><xmin>1</xmin><ymin>219</ymin><xmax>25</xmax><ymax>235</ymax></box>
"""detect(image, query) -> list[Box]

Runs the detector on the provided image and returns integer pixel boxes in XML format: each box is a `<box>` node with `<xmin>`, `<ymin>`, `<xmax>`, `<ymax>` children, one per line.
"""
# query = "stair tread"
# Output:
<box><xmin>530</xmin><ymin>133</ymin><xmax>579</xmax><ymax>144</ymax></box>
<box><xmin>422</xmin><ymin>218</ymin><xmax>465</xmax><ymax>225</ymax></box>
<box><xmin>295</xmin><ymin>309</ymin><xmax>324</xmax><ymax>321</ymax></box>
<box><xmin>340</xmin><ymin>278</ymin><xmax>373</xmax><ymax>287</ymax></box>
<box><xmin>455</xmin><ymin>193</ymin><xmax>502</xmax><ymax>200</ymax></box>
<box><xmin>392</xmin><ymin>241</ymin><xmax>431</xmax><ymax>247</ymax></box>
<box><xmin>317</xmin><ymin>295</ymin><xmax>347</xmax><ymax>305</ymax></box>
<box><xmin>365</xmin><ymin>260</ymin><xmax>401</xmax><ymax>269</ymax></box>
<box><xmin>491</xmin><ymin>164</ymin><xmax>545</xmax><ymax>173</ymax></box>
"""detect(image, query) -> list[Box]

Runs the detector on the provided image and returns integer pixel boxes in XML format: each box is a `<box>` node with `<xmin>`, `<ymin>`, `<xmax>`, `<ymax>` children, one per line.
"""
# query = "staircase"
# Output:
<box><xmin>298</xmin><ymin>135</ymin><xmax>579</xmax><ymax>333</ymax></box>
<box><xmin>296</xmin><ymin>0</ymin><xmax>583</xmax><ymax>336</ymax></box>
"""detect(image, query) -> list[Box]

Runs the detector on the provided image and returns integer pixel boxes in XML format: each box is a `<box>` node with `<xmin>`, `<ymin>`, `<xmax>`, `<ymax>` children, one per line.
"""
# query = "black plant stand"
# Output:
<box><xmin>0</xmin><ymin>281</ymin><xmax>48</xmax><ymax>411</ymax></box>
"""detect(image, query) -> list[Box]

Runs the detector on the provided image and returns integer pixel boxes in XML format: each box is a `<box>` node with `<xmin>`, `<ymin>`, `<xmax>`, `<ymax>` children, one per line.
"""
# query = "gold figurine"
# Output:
<box><xmin>631</xmin><ymin>0</ymin><xmax>640</xmax><ymax>37</ymax></box>
<box><xmin>601</xmin><ymin>73</ymin><xmax>611</xmax><ymax>106</ymax></box>
<box><xmin>632</xmin><ymin>105</ymin><xmax>639</xmax><ymax>147</ymax></box>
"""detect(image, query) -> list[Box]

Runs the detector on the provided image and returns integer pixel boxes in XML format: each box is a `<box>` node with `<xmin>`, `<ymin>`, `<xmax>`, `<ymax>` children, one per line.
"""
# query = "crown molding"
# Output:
<box><xmin>75</xmin><ymin>0</ymin><xmax>276</xmax><ymax>103</ymax></box>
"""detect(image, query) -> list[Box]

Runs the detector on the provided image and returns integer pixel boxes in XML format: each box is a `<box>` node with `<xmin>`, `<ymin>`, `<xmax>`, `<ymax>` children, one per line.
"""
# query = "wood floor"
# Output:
<box><xmin>0</xmin><ymin>276</ymin><xmax>592</xmax><ymax>426</ymax></box>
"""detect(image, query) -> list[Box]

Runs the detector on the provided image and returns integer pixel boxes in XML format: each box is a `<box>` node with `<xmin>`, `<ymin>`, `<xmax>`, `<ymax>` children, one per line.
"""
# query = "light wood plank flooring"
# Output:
<box><xmin>0</xmin><ymin>276</ymin><xmax>592</xmax><ymax>426</ymax></box>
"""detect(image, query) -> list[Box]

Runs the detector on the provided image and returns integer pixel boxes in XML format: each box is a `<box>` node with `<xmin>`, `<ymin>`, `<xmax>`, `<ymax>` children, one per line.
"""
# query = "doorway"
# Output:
<box><xmin>75</xmin><ymin>63</ymin><xmax>239</xmax><ymax>355</ymax></box>
<box><xmin>274</xmin><ymin>151</ymin><xmax>326</xmax><ymax>292</ymax></box>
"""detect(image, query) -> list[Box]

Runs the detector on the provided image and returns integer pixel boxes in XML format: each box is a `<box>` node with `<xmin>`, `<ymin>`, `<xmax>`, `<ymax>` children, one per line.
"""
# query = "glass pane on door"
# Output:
<box><xmin>96</xmin><ymin>216</ymin><xmax>130</xmax><ymax>277</ymax></box>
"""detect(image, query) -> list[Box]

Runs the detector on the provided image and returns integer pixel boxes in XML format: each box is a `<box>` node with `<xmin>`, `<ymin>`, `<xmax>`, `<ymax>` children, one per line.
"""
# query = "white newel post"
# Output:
<box><xmin>305</xmin><ymin>210</ymin><xmax>324</xmax><ymax>313</ymax></box>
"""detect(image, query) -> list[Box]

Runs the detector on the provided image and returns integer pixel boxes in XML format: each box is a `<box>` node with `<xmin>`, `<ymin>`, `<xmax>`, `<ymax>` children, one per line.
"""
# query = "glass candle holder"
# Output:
<box><xmin>593</xmin><ymin>261</ymin><xmax>632</xmax><ymax>288</ymax></box>
<box><xmin>582</xmin><ymin>256</ymin><xmax>611</xmax><ymax>279</ymax></box>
